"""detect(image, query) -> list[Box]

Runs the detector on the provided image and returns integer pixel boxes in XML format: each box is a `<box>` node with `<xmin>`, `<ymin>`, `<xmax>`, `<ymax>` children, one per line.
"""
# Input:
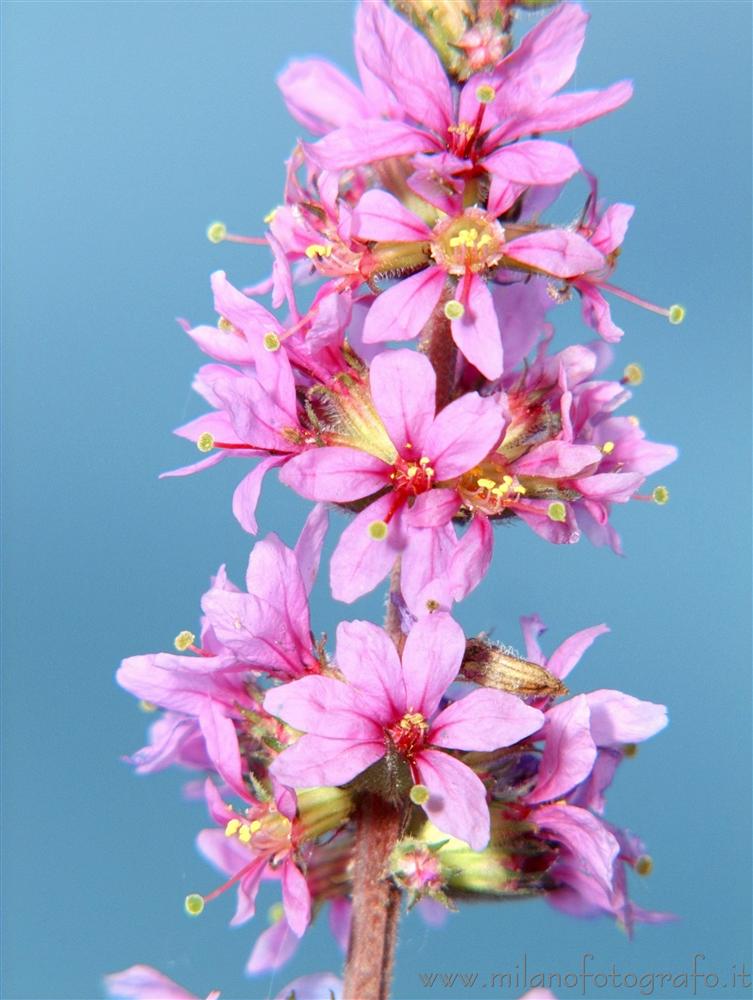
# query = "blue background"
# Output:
<box><xmin>2</xmin><ymin>2</ymin><xmax>751</xmax><ymax>998</ymax></box>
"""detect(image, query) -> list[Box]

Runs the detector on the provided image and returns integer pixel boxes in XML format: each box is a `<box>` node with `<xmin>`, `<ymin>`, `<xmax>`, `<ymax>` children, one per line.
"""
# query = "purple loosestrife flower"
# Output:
<box><xmin>303</xmin><ymin>3</ymin><xmax>631</xmax><ymax>195</ymax></box>
<box><xmin>264</xmin><ymin>614</ymin><xmax>543</xmax><ymax>849</ymax></box>
<box><xmin>281</xmin><ymin>348</ymin><xmax>503</xmax><ymax>601</ymax></box>
<box><xmin>350</xmin><ymin>192</ymin><xmax>601</xmax><ymax>379</ymax></box>
<box><xmin>104</xmin><ymin>966</ymin><xmax>219</xmax><ymax>1000</ymax></box>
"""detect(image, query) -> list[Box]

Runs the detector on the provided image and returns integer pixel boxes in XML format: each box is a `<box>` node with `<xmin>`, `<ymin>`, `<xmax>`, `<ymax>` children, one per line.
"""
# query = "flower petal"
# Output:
<box><xmin>449</xmin><ymin>275</ymin><xmax>504</xmax><ymax>379</ymax></box>
<box><xmin>264</xmin><ymin>676</ymin><xmax>382</xmax><ymax>739</ymax></box>
<box><xmin>245</xmin><ymin>917</ymin><xmax>299</xmax><ymax>975</ymax></box>
<box><xmin>335</xmin><ymin>620</ymin><xmax>406</xmax><ymax>719</ymax></box>
<box><xmin>484</xmin><ymin>140</ymin><xmax>580</xmax><ymax>187</ymax></box>
<box><xmin>414</xmin><ymin>749</ymin><xmax>490</xmax><ymax>850</ymax></box>
<box><xmin>425</xmin><ymin>391</ymin><xmax>504</xmax><ymax>480</ymax></box>
<box><xmin>505</xmin><ymin>229</ymin><xmax>605</xmax><ymax>278</ymax></box>
<box><xmin>329</xmin><ymin>494</ymin><xmax>406</xmax><ymax>603</ymax></box>
<box><xmin>586</xmin><ymin>690</ymin><xmax>667</xmax><ymax>747</ymax></box>
<box><xmin>526</xmin><ymin>695</ymin><xmax>597</xmax><ymax>803</ymax></box>
<box><xmin>430</xmin><ymin>688</ymin><xmax>544</xmax><ymax>751</ymax></box>
<box><xmin>306</xmin><ymin>121</ymin><xmax>436</xmax><ymax>171</ymax></box>
<box><xmin>352</xmin><ymin>190</ymin><xmax>432</xmax><ymax>242</ymax></box>
<box><xmin>363</xmin><ymin>267</ymin><xmax>446</xmax><ymax>344</ymax></box>
<box><xmin>546</xmin><ymin>623</ymin><xmax>609</xmax><ymax>679</ymax></box>
<box><xmin>282</xmin><ymin>859</ymin><xmax>311</xmax><ymax>937</ymax></box>
<box><xmin>277</xmin><ymin>59</ymin><xmax>370</xmax><ymax>134</ymax></box>
<box><xmin>232</xmin><ymin>456</ymin><xmax>286</xmax><ymax>535</ymax></box>
<box><xmin>369</xmin><ymin>349</ymin><xmax>436</xmax><ymax>455</ymax></box>
<box><xmin>270</xmin><ymin>734</ymin><xmax>385</xmax><ymax>788</ymax></box>
<box><xmin>402</xmin><ymin>613</ymin><xmax>465</xmax><ymax>718</ymax></box>
<box><xmin>280</xmin><ymin>446</ymin><xmax>389</xmax><ymax>502</ymax></box>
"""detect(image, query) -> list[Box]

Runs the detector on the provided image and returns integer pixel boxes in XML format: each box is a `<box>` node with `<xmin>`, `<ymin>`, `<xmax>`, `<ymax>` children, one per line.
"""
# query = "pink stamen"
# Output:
<box><xmin>223</xmin><ymin>232</ymin><xmax>269</xmax><ymax>246</ymax></box>
<box><xmin>599</xmin><ymin>282</ymin><xmax>672</xmax><ymax>318</ymax></box>
<box><xmin>201</xmin><ymin>857</ymin><xmax>262</xmax><ymax>905</ymax></box>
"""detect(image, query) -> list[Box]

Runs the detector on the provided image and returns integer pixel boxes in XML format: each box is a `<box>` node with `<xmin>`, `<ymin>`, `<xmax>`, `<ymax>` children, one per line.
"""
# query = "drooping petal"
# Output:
<box><xmin>526</xmin><ymin>695</ymin><xmax>597</xmax><ymax>803</ymax></box>
<box><xmin>246</xmin><ymin>917</ymin><xmax>299</xmax><ymax>975</ymax></box>
<box><xmin>270</xmin><ymin>734</ymin><xmax>385</xmax><ymax>789</ymax></box>
<box><xmin>232</xmin><ymin>456</ymin><xmax>286</xmax><ymax>535</ymax></box>
<box><xmin>245</xmin><ymin>533</ymin><xmax>312</xmax><ymax>659</ymax></box>
<box><xmin>505</xmin><ymin>229</ymin><xmax>605</xmax><ymax>278</ymax></box>
<box><xmin>534</xmin><ymin>803</ymin><xmax>619</xmax><ymax>895</ymax></box>
<box><xmin>400</xmin><ymin>522</ymin><xmax>458</xmax><ymax>615</ymax></box>
<box><xmin>277</xmin><ymin>59</ymin><xmax>370</xmax><ymax>134</ymax></box>
<box><xmin>294</xmin><ymin>504</ymin><xmax>329</xmax><ymax>596</ymax></box>
<box><xmin>282</xmin><ymin>860</ymin><xmax>312</xmax><ymax>937</ymax></box>
<box><xmin>363</xmin><ymin>267</ymin><xmax>446</xmax><ymax>344</ymax></box>
<box><xmin>520</xmin><ymin>613</ymin><xmax>548</xmax><ymax>664</ymax></box>
<box><xmin>369</xmin><ymin>349</ymin><xmax>436</xmax><ymax>455</ymax></box>
<box><xmin>329</xmin><ymin>898</ymin><xmax>352</xmax><ymax>952</ymax></box>
<box><xmin>263</xmin><ymin>676</ymin><xmax>382</xmax><ymax>739</ymax></box>
<box><xmin>586</xmin><ymin>690</ymin><xmax>667</xmax><ymax>746</ymax></box>
<box><xmin>449</xmin><ymin>274</ymin><xmax>504</xmax><ymax>379</ymax></box>
<box><xmin>591</xmin><ymin>203</ymin><xmax>634</xmax><ymax>254</ymax></box>
<box><xmin>430</xmin><ymin>688</ymin><xmax>544</xmax><ymax>751</ymax></box>
<box><xmin>413</xmin><ymin>749</ymin><xmax>490</xmax><ymax>850</ymax></box>
<box><xmin>546</xmin><ymin>623</ymin><xmax>609</xmax><ymax>679</ymax></box>
<box><xmin>198</xmin><ymin>701</ymin><xmax>247</xmax><ymax>800</ymax></box>
<box><xmin>280</xmin><ymin>446</ymin><xmax>389</xmax><ymax>502</ymax></box>
<box><xmin>578</xmin><ymin>282</ymin><xmax>624</xmax><ymax>343</ymax></box>
<box><xmin>352</xmin><ymin>190</ymin><xmax>432</xmax><ymax>242</ymax></box>
<box><xmin>329</xmin><ymin>494</ymin><xmax>406</xmax><ymax>603</ymax></box>
<box><xmin>425</xmin><ymin>390</ymin><xmax>504</xmax><ymax>479</ymax></box>
<box><xmin>573</xmin><ymin>471</ymin><xmax>644</xmax><ymax>502</ymax></box>
<box><xmin>335</xmin><ymin>620</ymin><xmax>406</xmax><ymax>718</ymax></box>
<box><xmin>401</xmin><ymin>613</ymin><xmax>465</xmax><ymax>718</ymax></box>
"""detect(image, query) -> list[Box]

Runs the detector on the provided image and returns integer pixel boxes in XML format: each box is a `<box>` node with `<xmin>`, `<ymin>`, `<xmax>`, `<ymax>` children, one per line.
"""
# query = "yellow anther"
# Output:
<box><xmin>622</xmin><ymin>743</ymin><xmax>638</xmax><ymax>758</ymax></box>
<box><xmin>652</xmin><ymin>485</ymin><xmax>670</xmax><ymax>505</ymax></box>
<box><xmin>263</xmin><ymin>208</ymin><xmax>279</xmax><ymax>224</ymax></box>
<box><xmin>218</xmin><ymin>317</ymin><xmax>234</xmax><ymax>333</ymax></box>
<box><xmin>668</xmin><ymin>304</ymin><xmax>685</xmax><ymax>325</ymax></box>
<box><xmin>197</xmin><ymin>432</ymin><xmax>215</xmax><ymax>453</ymax></box>
<box><xmin>138</xmin><ymin>700</ymin><xmax>157</xmax><ymax>713</ymax></box>
<box><xmin>263</xmin><ymin>331</ymin><xmax>281</xmax><ymax>352</ymax></box>
<box><xmin>305</xmin><ymin>243</ymin><xmax>332</xmax><ymax>259</ymax></box>
<box><xmin>623</xmin><ymin>362</ymin><xmax>644</xmax><ymax>386</ymax></box>
<box><xmin>444</xmin><ymin>299</ymin><xmax>465</xmax><ymax>320</ymax></box>
<box><xmin>369</xmin><ymin>520</ymin><xmax>388</xmax><ymax>541</ymax></box>
<box><xmin>268</xmin><ymin>902</ymin><xmax>285</xmax><ymax>924</ymax></box>
<box><xmin>601</xmin><ymin>441</ymin><xmax>615</xmax><ymax>455</ymax></box>
<box><xmin>206</xmin><ymin>222</ymin><xmax>226</xmax><ymax>244</ymax></box>
<box><xmin>410</xmin><ymin>784</ymin><xmax>430</xmax><ymax>805</ymax></box>
<box><xmin>628</xmin><ymin>415</ymin><xmax>640</xmax><ymax>427</ymax></box>
<box><xmin>514</xmin><ymin>482</ymin><xmax>527</xmax><ymax>495</ymax></box>
<box><xmin>174</xmin><ymin>630</ymin><xmax>196</xmax><ymax>652</ymax></box>
<box><xmin>225</xmin><ymin>819</ymin><xmax>241</xmax><ymax>838</ymax></box>
<box><xmin>407</xmin><ymin>466</ymin><xmax>419</xmax><ymax>479</ymax></box>
<box><xmin>548</xmin><ymin>501</ymin><xmax>567</xmax><ymax>522</ymax></box>
<box><xmin>419</xmin><ymin>456</ymin><xmax>430</xmax><ymax>466</ymax></box>
<box><xmin>477</xmin><ymin>478</ymin><xmax>496</xmax><ymax>490</ymax></box>
<box><xmin>475</xmin><ymin>83</ymin><xmax>496</xmax><ymax>104</ymax></box>
<box><xmin>477</xmin><ymin>233</ymin><xmax>492</xmax><ymax>249</ymax></box>
<box><xmin>185</xmin><ymin>894</ymin><xmax>205</xmax><ymax>916</ymax></box>
<box><xmin>249</xmin><ymin>819</ymin><xmax>262</xmax><ymax>833</ymax></box>
<box><xmin>237</xmin><ymin>824</ymin><xmax>253</xmax><ymax>844</ymax></box>
<box><xmin>636</xmin><ymin>855</ymin><xmax>653</xmax><ymax>876</ymax></box>
<box><xmin>400</xmin><ymin>712</ymin><xmax>427</xmax><ymax>730</ymax></box>
<box><xmin>425</xmin><ymin>598</ymin><xmax>440</xmax><ymax>613</ymax></box>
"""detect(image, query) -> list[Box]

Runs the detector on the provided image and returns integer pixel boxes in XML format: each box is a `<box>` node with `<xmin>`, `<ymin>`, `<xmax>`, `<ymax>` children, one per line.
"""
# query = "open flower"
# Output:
<box><xmin>281</xmin><ymin>348</ymin><xmax>503</xmax><ymax>601</ymax></box>
<box><xmin>265</xmin><ymin>614</ymin><xmax>543</xmax><ymax>849</ymax></box>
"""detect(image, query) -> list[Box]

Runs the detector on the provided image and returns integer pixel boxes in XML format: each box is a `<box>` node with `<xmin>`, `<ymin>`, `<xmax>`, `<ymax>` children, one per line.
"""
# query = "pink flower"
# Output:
<box><xmin>351</xmin><ymin>194</ymin><xmax>602</xmax><ymax>378</ymax></box>
<box><xmin>265</xmin><ymin>614</ymin><xmax>544</xmax><ymax>849</ymax></box>
<box><xmin>281</xmin><ymin>348</ymin><xmax>504</xmax><ymax>602</ymax></box>
<box><xmin>305</xmin><ymin>3</ymin><xmax>630</xmax><ymax>204</ymax></box>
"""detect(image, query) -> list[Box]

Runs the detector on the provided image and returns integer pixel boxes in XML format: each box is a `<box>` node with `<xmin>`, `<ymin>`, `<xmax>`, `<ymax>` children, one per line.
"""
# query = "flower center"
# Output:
<box><xmin>390</xmin><ymin>454</ymin><xmax>435</xmax><ymax>498</ymax></box>
<box><xmin>386</xmin><ymin>712</ymin><xmax>429</xmax><ymax>761</ymax></box>
<box><xmin>430</xmin><ymin>209</ymin><xmax>505</xmax><ymax>276</ymax></box>
<box><xmin>225</xmin><ymin>807</ymin><xmax>292</xmax><ymax>863</ymax></box>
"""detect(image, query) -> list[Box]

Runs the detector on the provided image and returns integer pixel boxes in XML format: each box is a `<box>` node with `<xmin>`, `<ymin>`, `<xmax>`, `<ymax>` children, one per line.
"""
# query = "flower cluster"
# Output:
<box><xmin>113</xmin><ymin>2</ymin><xmax>680</xmax><ymax>997</ymax></box>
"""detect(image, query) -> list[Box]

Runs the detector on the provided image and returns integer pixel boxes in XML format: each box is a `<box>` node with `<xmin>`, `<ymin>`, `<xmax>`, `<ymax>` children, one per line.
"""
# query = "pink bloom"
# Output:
<box><xmin>306</xmin><ymin>2</ymin><xmax>630</xmax><ymax>201</ymax></box>
<box><xmin>351</xmin><ymin>194</ymin><xmax>602</xmax><ymax>378</ymax></box>
<box><xmin>274</xmin><ymin>974</ymin><xmax>343</xmax><ymax>1000</ymax></box>
<box><xmin>265</xmin><ymin>614</ymin><xmax>544</xmax><ymax>849</ymax></box>
<box><xmin>281</xmin><ymin>349</ymin><xmax>504</xmax><ymax>602</ymax></box>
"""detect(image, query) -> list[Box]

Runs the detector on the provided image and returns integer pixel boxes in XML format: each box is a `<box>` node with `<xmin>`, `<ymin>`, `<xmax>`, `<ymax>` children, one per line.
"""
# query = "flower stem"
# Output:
<box><xmin>343</xmin><ymin>563</ymin><xmax>405</xmax><ymax>1000</ymax></box>
<box><xmin>420</xmin><ymin>297</ymin><xmax>457</xmax><ymax>411</ymax></box>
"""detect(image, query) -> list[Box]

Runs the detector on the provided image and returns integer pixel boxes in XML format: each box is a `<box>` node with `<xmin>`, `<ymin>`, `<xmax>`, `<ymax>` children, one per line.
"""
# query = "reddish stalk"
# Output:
<box><xmin>343</xmin><ymin>562</ymin><xmax>405</xmax><ymax>1000</ymax></box>
<box><xmin>420</xmin><ymin>298</ymin><xmax>457</xmax><ymax>411</ymax></box>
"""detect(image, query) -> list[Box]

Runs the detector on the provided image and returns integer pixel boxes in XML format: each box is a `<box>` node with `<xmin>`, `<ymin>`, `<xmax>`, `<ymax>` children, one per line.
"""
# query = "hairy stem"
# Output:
<box><xmin>420</xmin><ymin>298</ymin><xmax>457</xmax><ymax>411</ymax></box>
<box><xmin>343</xmin><ymin>563</ymin><xmax>405</xmax><ymax>1000</ymax></box>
